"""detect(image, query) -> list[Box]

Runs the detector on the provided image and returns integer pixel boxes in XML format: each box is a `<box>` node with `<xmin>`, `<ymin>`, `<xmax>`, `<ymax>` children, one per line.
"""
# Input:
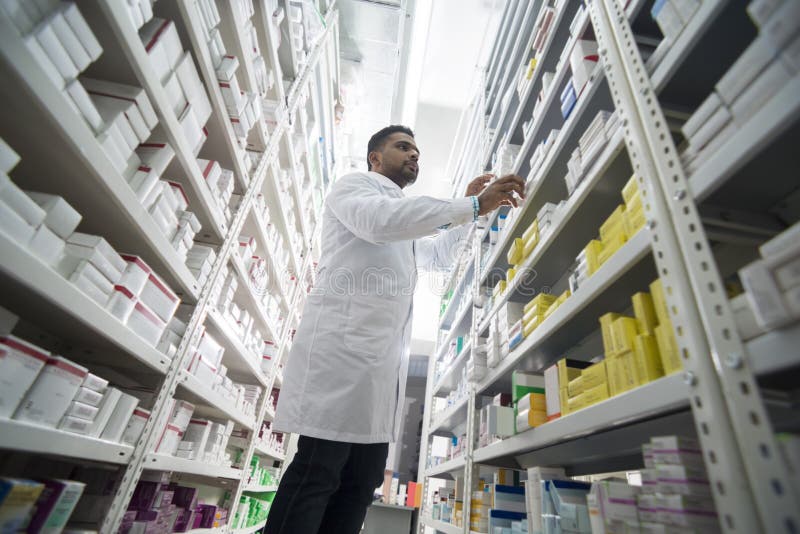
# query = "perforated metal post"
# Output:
<box><xmin>587</xmin><ymin>1</ymin><xmax>797</xmax><ymax>531</ymax></box>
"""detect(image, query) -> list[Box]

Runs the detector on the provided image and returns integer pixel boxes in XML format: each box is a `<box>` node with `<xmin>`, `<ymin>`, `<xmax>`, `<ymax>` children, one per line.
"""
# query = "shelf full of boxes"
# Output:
<box><xmin>417</xmin><ymin>0</ymin><xmax>800</xmax><ymax>533</ymax></box>
<box><xmin>0</xmin><ymin>0</ymin><xmax>340</xmax><ymax>532</ymax></box>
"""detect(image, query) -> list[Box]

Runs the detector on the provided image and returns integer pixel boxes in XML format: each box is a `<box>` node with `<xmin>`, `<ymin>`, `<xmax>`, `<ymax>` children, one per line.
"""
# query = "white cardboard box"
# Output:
<box><xmin>48</xmin><ymin>11</ymin><xmax>91</xmax><ymax>73</ymax></box>
<box><xmin>13</xmin><ymin>356</ymin><xmax>88</xmax><ymax>427</ymax></box>
<box><xmin>26</xmin><ymin>192</ymin><xmax>81</xmax><ymax>239</ymax></box>
<box><xmin>100</xmin><ymin>391</ymin><xmax>139</xmax><ymax>442</ymax></box>
<box><xmin>61</xmin><ymin>3</ymin><xmax>102</xmax><ymax>62</ymax></box>
<box><xmin>0</xmin><ymin>336</ymin><xmax>49</xmax><ymax>418</ymax></box>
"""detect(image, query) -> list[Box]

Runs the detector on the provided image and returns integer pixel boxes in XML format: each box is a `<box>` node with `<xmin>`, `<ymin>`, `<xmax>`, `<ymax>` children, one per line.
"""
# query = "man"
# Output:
<box><xmin>266</xmin><ymin>125</ymin><xmax>525</xmax><ymax>534</ymax></box>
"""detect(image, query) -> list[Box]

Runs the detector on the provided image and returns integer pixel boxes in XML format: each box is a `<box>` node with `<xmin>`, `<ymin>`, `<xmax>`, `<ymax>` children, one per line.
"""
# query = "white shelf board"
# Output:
<box><xmin>0</xmin><ymin>418</ymin><xmax>134</xmax><ymax>464</ymax></box>
<box><xmin>0</xmin><ymin>231</ymin><xmax>171</xmax><ymax>374</ymax></box>
<box><xmin>143</xmin><ymin>453</ymin><xmax>243</xmax><ymax>479</ymax></box>
<box><xmin>205</xmin><ymin>308</ymin><xmax>270</xmax><ymax>387</ymax></box>
<box><xmin>477</xmin><ymin>229</ymin><xmax>653</xmax><ymax>394</ymax></box>
<box><xmin>430</xmin><ymin>396</ymin><xmax>470</xmax><ymax>435</ymax></box>
<box><xmin>478</xmin><ymin>129</ymin><xmax>628</xmax><ymax>334</ymax></box>
<box><xmin>747</xmin><ymin>321</ymin><xmax>800</xmax><ymax>377</ymax></box>
<box><xmin>177</xmin><ymin>371</ymin><xmax>256</xmax><ymax>430</ymax></box>
<box><xmin>420</xmin><ymin>515</ymin><xmax>463</xmax><ymax>534</ymax></box>
<box><xmin>473</xmin><ymin>373</ymin><xmax>688</xmax><ymax>467</ymax></box>
<box><xmin>426</xmin><ymin>455</ymin><xmax>466</xmax><ymax>478</ymax></box>
<box><xmin>435</xmin><ymin>303</ymin><xmax>473</xmax><ymax>362</ymax></box>
<box><xmin>432</xmin><ymin>341</ymin><xmax>472</xmax><ymax>397</ymax></box>
<box><xmin>232</xmin><ymin>518</ymin><xmax>268</xmax><ymax>534</ymax></box>
<box><xmin>0</xmin><ymin>15</ymin><xmax>201</xmax><ymax>301</ymax></box>
<box><xmin>186</xmin><ymin>528</ymin><xmax>226</xmax><ymax>534</ymax></box>
<box><xmin>243</xmin><ymin>483</ymin><xmax>278</xmax><ymax>493</ymax></box>
<box><xmin>254</xmin><ymin>442</ymin><xmax>286</xmax><ymax>462</ymax></box>
<box><xmin>649</xmin><ymin>0</ymin><xmax>726</xmax><ymax>93</ymax></box>
<box><xmin>688</xmin><ymin>75</ymin><xmax>800</xmax><ymax>203</ymax></box>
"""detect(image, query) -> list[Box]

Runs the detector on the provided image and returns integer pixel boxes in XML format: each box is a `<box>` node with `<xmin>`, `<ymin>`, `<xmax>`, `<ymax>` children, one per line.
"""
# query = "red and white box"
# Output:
<box><xmin>136</xmin><ymin>142</ymin><xmax>175</xmax><ymax>177</ymax></box>
<box><xmin>140</xmin><ymin>18</ymin><xmax>183</xmax><ymax>83</ymax></box>
<box><xmin>13</xmin><ymin>356</ymin><xmax>88</xmax><ymax>427</ymax></box>
<box><xmin>175</xmin><ymin>52</ymin><xmax>212</xmax><ymax>126</ymax></box>
<box><xmin>81</xmin><ymin>77</ymin><xmax>158</xmax><ymax>131</ymax></box>
<box><xmin>0</xmin><ymin>336</ymin><xmax>49</xmax><ymax>418</ymax></box>
<box><xmin>127</xmin><ymin>300</ymin><xmax>166</xmax><ymax>346</ymax></box>
<box><xmin>155</xmin><ymin>423</ymin><xmax>184</xmax><ymax>455</ymax></box>
<box><xmin>65</xmin><ymin>232</ymin><xmax>126</xmax><ymax>282</ymax></box>
<box><xmin>118</xmin><ymin>255</ymin><xmax>152</xmax><ymax>296</ymax></box>
<box><xmin>121</xmin><ymin>407</ymin><xmax>150</xmax><ymax>445</ymax></box>
<box><xmin>107</xmin><ymin>284</ymin><xmax>137</xmax><ymax>323</ymax></box>
<box><xmin>139</xmin><ymin>271</ymin><xmax>179</xmax><ymax>323</ymax></box>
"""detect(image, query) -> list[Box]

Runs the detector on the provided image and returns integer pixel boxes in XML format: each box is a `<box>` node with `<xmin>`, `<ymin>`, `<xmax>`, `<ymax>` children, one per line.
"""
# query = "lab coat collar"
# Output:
<box><xmin>367</xmin><ymin>171</ymin><xmax>404</xmax><ymax>193</ymax></box>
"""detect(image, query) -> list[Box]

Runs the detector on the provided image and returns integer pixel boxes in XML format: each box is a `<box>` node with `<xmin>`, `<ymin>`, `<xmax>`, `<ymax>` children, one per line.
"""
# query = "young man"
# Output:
<box><xmin>266</xmin><ymin>125</ymin><xmax>525</xmax><ymax>534</ymax></box>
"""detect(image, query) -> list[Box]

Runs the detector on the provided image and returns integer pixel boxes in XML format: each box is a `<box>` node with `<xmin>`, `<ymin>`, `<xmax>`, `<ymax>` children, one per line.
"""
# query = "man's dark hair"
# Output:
<box><xmin>367</xmin><ymin>125</ymin><xmax>414</xmax><ymax>170</ymax></box>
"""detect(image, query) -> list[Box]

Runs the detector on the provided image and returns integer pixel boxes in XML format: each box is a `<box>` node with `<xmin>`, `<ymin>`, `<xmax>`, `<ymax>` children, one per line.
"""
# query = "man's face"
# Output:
<box><xmin>371</xmin><ymin>133</ymin><xmax>420</xmax><ymax>188</ymax></box>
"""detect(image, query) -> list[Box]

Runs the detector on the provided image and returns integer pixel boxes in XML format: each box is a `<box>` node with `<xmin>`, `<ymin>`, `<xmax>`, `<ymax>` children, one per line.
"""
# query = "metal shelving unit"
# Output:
<box><xmin>417</xmin><ymin>1</ymin><xmax>799</xmax><ymax>533</ymax></box>
<box><xmin>0</xmin><ymin>1</ymin><xmax>340</xmax><ymax>532</ymax></box>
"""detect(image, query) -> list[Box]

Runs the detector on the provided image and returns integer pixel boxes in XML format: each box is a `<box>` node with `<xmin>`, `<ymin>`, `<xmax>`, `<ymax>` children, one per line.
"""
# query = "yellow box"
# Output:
<box><xmin>607</xmin><ymin>351</ymin><xmax>638</xmax><ymax>395</ymax></box>
<box><xmin>560</xmin><ymin>387</ymin><xmax>571</xmax><ymax>415</ymax></box>
<box><xmin>649</xmin><ymin>278</ymin><xmax>670</xmax><ymax>326</ymax></box>
<box><xmin>557</xmin><ymin>359</ymin><xmax>583</xmax><ymax>386</ymax></box>
<box><xmin>523</xmin><ymin>235</ymin><xmax>539</xmax><ymax>258</ymax></box>
<box><xmin>518</xmin><ymin>391</ymin><xmax>547</xmax><ymax>412</ymax></box>
<box><xmin>543</xmin><ymin>290</ymin><xmax>571</xmax><ymax>320</ymax></box>
<box><xmin>624</xmin><ymin>203</ymin><xmax>646</xmax><ymax>237</ymax></box>
<box><xmin>567</xmin><ymin>392</ymin><xmax>587</xmax><ymax>412</ymax></box>
<box><xmin>582</xmin><ymin>382</ymin><xmax>610</xmax><ymax>406</ymax></box>
<box><xmin>598</xmin><ymin>232</ymin><xmax>627</xmax><ymax>265</ymax></box>
<box><xmin>524</xmin><ymin>304</ymin><xmax>547</xmax><ymax>324</ymax></box>
<box><xmin>634</xmin><ymin>334</ymin><xmax>665</xmax><ymax>383</ymax></box>
<box><xmin>507</xmin><ymin>268</ymin><xmax>517</xmax><ymax>283</ymax></box>
<box><xmin>611</xmin><ymin>316</ymin><xmax>639</xmax><ymax>355</ymax></box>
<box><xmin>599</xmin><ymin>312</ymin><xmax>621</xmax><ymax>355</ymax></box>
<box><xmin>493</xmin><ymin>280</ymin><xmax>507</xmax><ymax>298</ymax></box>
<box><xmin>655</xmin><ymin>323</ymin><xmax>682</xmax><ymax>375</ymax></box>
<box><xmin>622</xmin><ymin>175</ymin><xmax>639</xmax><ymax>205</ymax></box>
<box><xmin>632</xmin><ymin>292</ymin><xmax>658</xmax><ymax>335</ymax></box>
<box><xmin>583</xmin><ymin>240</ymin><xmax>603</xmax><ymax>276</ymax></box>
<box><xmin>523</xmin><ymin>317</ymin><xmax>542</xmax><ymax>338</ymax></box>
<box><xmin>525</xmin><ymin>58</ymin><xmax>537</xmax><ymax>78</ymax></box>
<box><xmin>581</xmin><ymin>360</ymin><xmax>608</xmax><ymax>390</ymax></box>
<box><xmin>524</xmin><ymin>293</ymin><xmax>556</xmax><ymax>315</ymax></box>
<box><xmin>625</xmin><ymin>189</ymin><xmax>643</xmax><ymax>211</ymax></box>
<box><xmin>600</xmin><ymin>205</ymin><xmax>626</xmax><ymax>241</ymax></box>
<box><xmin>567</xmin><ymin>375</ymin><xmax>584</xmax><ymax>397</ymax></box>
<box><xmin>507</xmin><ymin>237</ymin><xmax>525</xmax><ymax>266</ymax></box>
<box><xmin>523</xmin><ymin>219</ymin><xmax>539</xmax><ymax>243</ymax></box>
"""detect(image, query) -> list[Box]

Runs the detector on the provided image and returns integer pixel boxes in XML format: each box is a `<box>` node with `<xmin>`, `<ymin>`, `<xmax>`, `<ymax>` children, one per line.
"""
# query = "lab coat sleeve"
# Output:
<box><xmin>415</xmin><ymin>225</ymin><xmax>473</xmax><ymax>272</ymax></box>
<box><xmin>326</xmin><ymin>174</ymin><xmax>475</xmax><ymax>244</ymax></box>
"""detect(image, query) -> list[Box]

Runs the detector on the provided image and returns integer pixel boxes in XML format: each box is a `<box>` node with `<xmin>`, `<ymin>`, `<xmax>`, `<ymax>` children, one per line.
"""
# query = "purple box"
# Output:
<box><xmin>153</xmin><ymin>489</ymin><xmax>174</xmax><ymax>508</ymax></box>
<box><xmin>173</xmin><ymin>509</ymin><xmax>195</xmax><ymax>532</ymax></box>
<box><xmin>170</xmin><ymin>485</ymin><xmax>198</xmax><ymax>509</ymax></box>
<box><xmin>136</xmin><ymin>509</ymin><xmax>159</xmax><ymax>521</ymax></box>
<box><xmin>196</xmin><ymin>504</ymin><xmax>217</xmax><ymax>528</ymax></box>
<box><xmin>128</xmin><ymin>481</ymin><xmax>162</xmax><ymax>511</ymax></box>
<box><xmin>191</xmin><ymin>511</ymin><xmax>204</xmax><ymax>529</ymax></box>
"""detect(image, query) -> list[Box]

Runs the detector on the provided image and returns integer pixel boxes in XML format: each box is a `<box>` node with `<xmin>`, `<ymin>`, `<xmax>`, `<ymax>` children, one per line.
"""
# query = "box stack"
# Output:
<box><xmin>488</xmin><ymin>485</ymin><xmax>527</xmax><ymax>533</ymax></box>
<box><xmin>650</xmin><ymin>0</ymin><xmax>700</xmax><ymax>48</ymax></box>
<box><xmin>467</xmin><ymin>342</ymin><xmax>489</xmax><ymax>382</ymax></box>
<box><xmin>232</xmin><ymin>493</ymin><xmax>272</xmax><ymax>530</ymax></box>
<box><xmin>139</xmin><ymin>18</ymin><xmax>212</xmax><ymax>156</ymax></box>
<box><xmin>153</xmin><ymin>399</ymin><xmax>195</xmax><ymax>456</ymax></box>
<box><xmin>524</xmin><ymin>467</ymin><xmax>565</xmax><ymax>534</ymax></box>
<box><xmin>543</xmin><ymin>358</ymin><xmax>591</xmax><ymax>420</ymax></box>
<box><xmin>185</xmin><ymin>243</ymin><xmax>217</xmax><ymax>287</ymax></box>
<box><xmin>176</xmin><ymin>417</ymin><xmax>235</xmax><ymax>465</ymax></box>
<box><xmin>512</xmin><ymin>371</ymin><xmax>547</xmax><ymax>434</ymax></box>
<box><xmin>0</xmin><ymin>477</ymin><xmax>88</xmax><ymax>533</ymax></box>
<box><xmin>681</xmin><ymin>0</ymin><xmax>799</xmax><ymax>173</ymax></box>
<box><xmin>569</xmin><ymin>37</ymin><xmax>599</xmax><ymax>94</ymax></box>
<box><xmin>565</xmin><ymin>110</ymin><xmax>619</xmax><ymax>195</ymax></box>
<box><xmin>199</xmin><ymin>158</ymin><xmax>236</xmax><ymax>223</ymax></box>
<box><xmin>478</xmin><ymin>395</ymin><xmax>515</xmax><ymax>448</ymax></box>
<box><xmin>738</xmin><ymin>220</ymin><xmax>800</xmax><ymax>333</ymax></box>
<box><xmin>527</xmin><ymin>129</ymin><xmax>561</xmax><ymax>184</ymax></box>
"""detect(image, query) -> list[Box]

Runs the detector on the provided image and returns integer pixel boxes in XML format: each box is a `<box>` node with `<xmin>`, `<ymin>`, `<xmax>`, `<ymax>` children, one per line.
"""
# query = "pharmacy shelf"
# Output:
<box><xmin>243</xmin><ymin>483</ymin><xmax>278</xmax><ymax>493</ymax></box>
<box><xmin>177</xmin><ymin>371</ymin><xmax>256</xmax><ymax>430</ymax></box>
<box><xmin>477</xmin><ymin>130</ymin><xmax>629</xmax><ymax>335</ymax></box>
<box><xmin>94</xmin><ymin>2</ymin><xmax>229</xmax><ymax>242</ymax></box>
<box><xmin>432</xmin><ymin>341</ymin><xmax>472</xmax><ymax>397</ymax></box>
<box><xmin>649</xmin><ymin>0</ymin><xmax>756</xmax><ymax>104</ymax></box>
<box><xmin>689</xmin><ymin>74</ymin><xmax>800</xmax><ymax>206</ymax></box>
<box><xmin>507</xmin><ymin>2</ymin><xmax>589</xmax><ymax>152</ymax></box>
<box><xmin>254</xmin><ymin>442</ymin><xmax>286</xmax><ymax>462</ymax></box>
<box><xmin>747</xmin><ymin>322</ymin><xmax>800</xmax><ymax>377</ymax></box>
<box><xmin>0</xmin><ymin>231</ymin><xmax>171</xmax><ymax>374</ymax></box>
<box><xmin>205</xmin><ymin>308</ymin><xmax>270</xmax><ymax>387</ymax></box>
<box><xmin>264</xmin><ymin>402</ymin><xmax>276</xmax><ymax>422</ymax></box>
<box><xmin>230</xmin><ymin>253</ymin><xmax>281</xmax><ymax>343</ymax></box>
<box><xmin>482</xmin><ymin>68</ymin><xmax>614</xmax><ymax>286</ymax></box>
<box><xmin>429</xmin><ymin>396</ymin><xmax>470</xmax><ymax>436</ymax></box>
<box><xmin>143</xmin><ymin>453</ymin><xmax>243</xmax><ymax>480</ymax></box>
<box><xmin>0</xmin><ymin>418</ymin><xmax>134</xmax><ymax>464</ymax></box>
<box><xmin>249</xmin><ymin>207</ymin><xmax>292</xmax><ymax>311</ymax></box>
<box><xmin>232</xmin><ymin>518</ymin><xmax>268</xmax><ymax>534</ymax></box>
<box><xmin>0</xmin><ymin>16</ymin><xmax>202</xmax><ymax>302</ymax></box>
<box><xmin>436</xmin><ymin>305</ymin><xmax>473</xmax><ymax>362</ymax></box>
<box><xmin>477</xmin><ymin>230</ymin><xmax>654</xmax><ymax>395</ymax></box>
<box><xmin>438</xmin><ymin>261</ymin><xmax>475</xmax><ymax>330</ymax></box>
<box><xmin>420</xmin><ymin>516</ymin><xmax>462</xmax><ymax>534</ymax></box>
<box><xmin>262</xmin><ymin>164</ymin><xmax>302</xmax><ymax>274</ymax></box>
<box><xmin>273</xmin><ymin>368</ymin><xmax>284</xmax><ymax>388</ymax></box>
<box><xmin>285</xmin><ymin>6</ymin><xmax>339</xmax><ymax>113</ymax></box>
<box><xmin>426</xmin><ymin>455</ymin><xmax>466</xmax><ymax>478</ymax></box>
<box><xmin>473</xmin><ymin>373</ymin><xmax>690</xmax><ymax>472</ymax></box>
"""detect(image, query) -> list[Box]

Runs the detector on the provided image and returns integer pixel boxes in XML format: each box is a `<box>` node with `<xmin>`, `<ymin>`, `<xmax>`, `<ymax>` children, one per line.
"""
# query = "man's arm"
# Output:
<box><xmin>326</xmin><ymin>174</ymin><xmax>475</xmax><ymax>244</ymax></box>
<box><xmin>415</xmin><ymin>225</ymin><xmax>473</xmax><ymax>272</ymax></box>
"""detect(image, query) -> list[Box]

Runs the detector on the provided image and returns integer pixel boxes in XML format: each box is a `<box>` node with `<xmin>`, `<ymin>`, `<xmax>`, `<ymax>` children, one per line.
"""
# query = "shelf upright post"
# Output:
<box><xmin>594</xmin><ymin>1</ymin><xmax>799</xmax><ymax>531</ymax></box>
<box><xmin>587</xmin><ymin>1</ymin><xmax>792</xmax><ymax>532</ymax></box>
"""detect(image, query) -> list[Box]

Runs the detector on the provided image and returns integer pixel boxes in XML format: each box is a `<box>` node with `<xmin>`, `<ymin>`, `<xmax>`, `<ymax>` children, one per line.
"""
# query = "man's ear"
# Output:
<box><xmin>368</xmin><ymin>150</ymin><xmax>381</xmax><ymax>170</ymax></box>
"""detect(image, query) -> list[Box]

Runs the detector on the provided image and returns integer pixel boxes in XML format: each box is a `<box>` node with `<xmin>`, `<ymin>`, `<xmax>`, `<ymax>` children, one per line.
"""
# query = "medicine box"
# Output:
<box><xmin>0</xmin><ymin>336</ymin><xmax>49</xmax><ymax>418</ymax></box>
<box><xmin>13</xmin><ymin>356</ymin><xmax>87</xmax><ymax>427</ymax></box>
<box><xmin>100</xmin><ymin>391</ymin><xmax>139</xmax><ymax>442</ymax></box>
<box><xmin>87</xmin><ymin>387</ymin><xmax>121</xmax><ymax>437</ymax></box>
<box><xmin>26</xmin><ymin>479</ymin><xmax>86</xmax><ymax>534</ymax></box>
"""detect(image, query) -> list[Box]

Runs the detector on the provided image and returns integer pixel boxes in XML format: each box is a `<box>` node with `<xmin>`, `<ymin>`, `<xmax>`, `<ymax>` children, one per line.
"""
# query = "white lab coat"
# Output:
<box><xmin>273</xmin><ymin>171</ymin><xmax>475</xmax><ymax>443</ymax></box>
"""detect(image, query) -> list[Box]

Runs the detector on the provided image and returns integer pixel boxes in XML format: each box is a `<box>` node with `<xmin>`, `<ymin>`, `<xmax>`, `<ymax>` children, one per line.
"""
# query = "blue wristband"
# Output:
<box><xmin>471</xmin><ymin>195</ymin><xmax>479</xmax><ymax>221</ymax></box>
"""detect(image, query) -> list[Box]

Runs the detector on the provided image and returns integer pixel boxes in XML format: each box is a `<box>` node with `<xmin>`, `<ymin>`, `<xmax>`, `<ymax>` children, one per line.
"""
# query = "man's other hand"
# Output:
<box><xmin>465</xmin><ymin>174</ymin><xmax>494</xmax><ymax>197</ymax></box>
<box><xmin>477</xmin><ymin>174</ymin><xmax>526</xmax><ymax>215</ymax></box>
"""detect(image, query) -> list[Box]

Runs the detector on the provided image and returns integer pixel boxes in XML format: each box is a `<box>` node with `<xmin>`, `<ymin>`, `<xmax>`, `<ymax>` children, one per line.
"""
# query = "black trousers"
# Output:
<box><xmin>264</xmin><ymin>435</ymin><xmax>389</xmax><ymax>534</ymax></box>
